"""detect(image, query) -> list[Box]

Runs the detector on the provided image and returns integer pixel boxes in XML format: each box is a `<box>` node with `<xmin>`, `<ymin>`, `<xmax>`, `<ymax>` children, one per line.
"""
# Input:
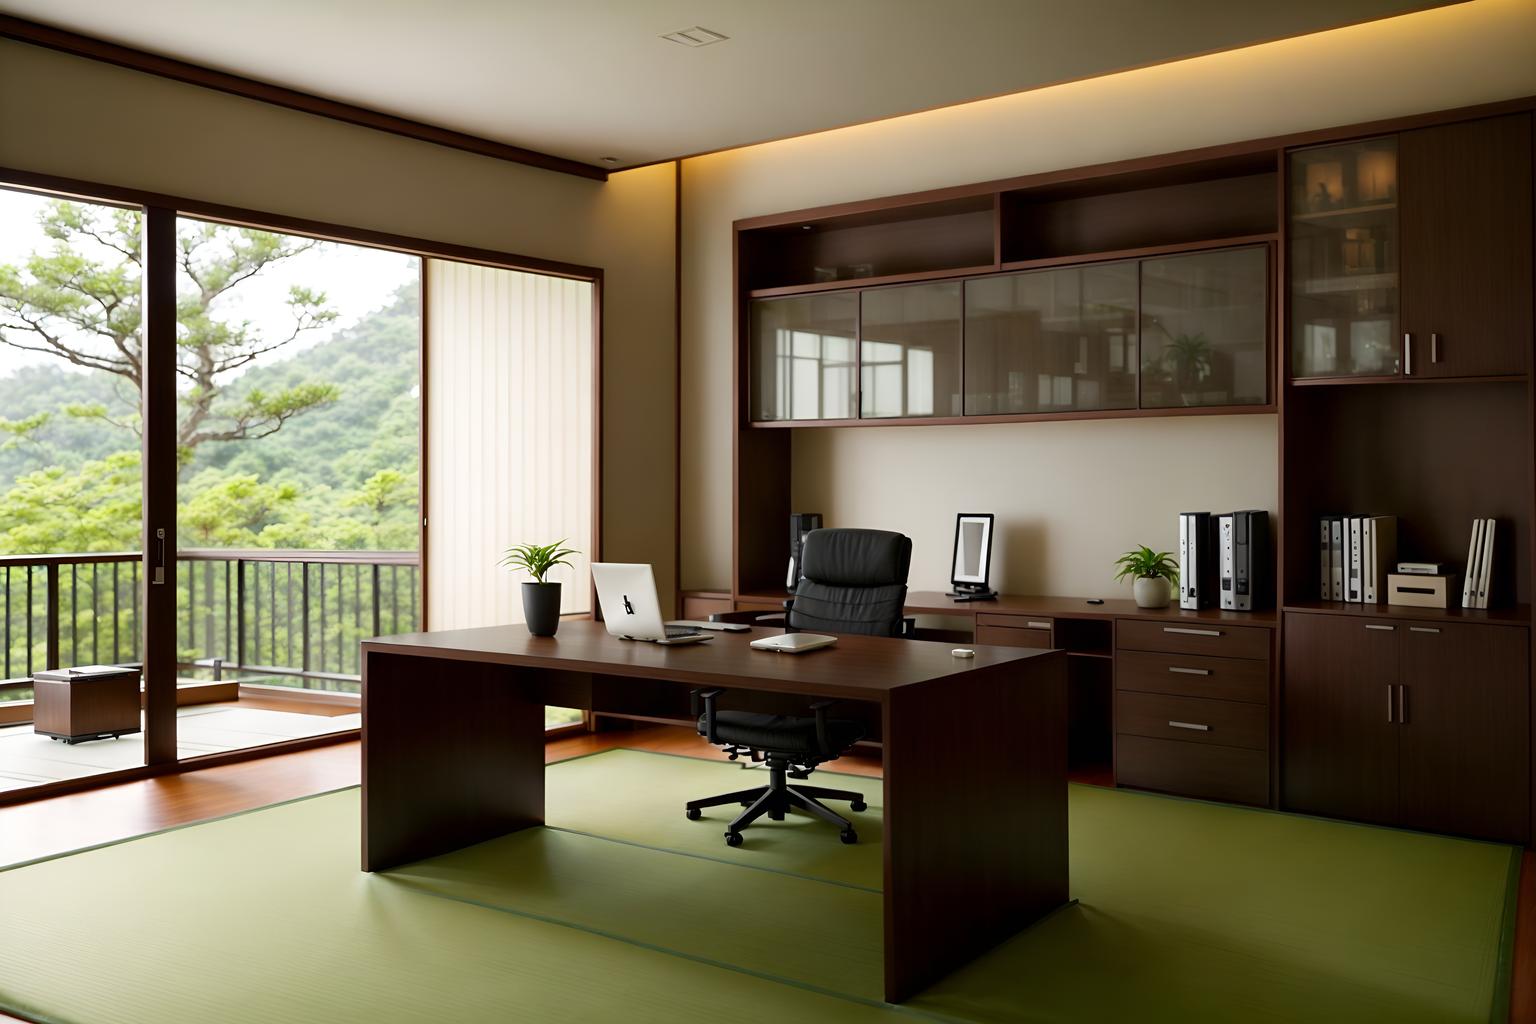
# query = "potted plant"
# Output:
<box><xmin>1114</xmin><ymin>545</ymin><xmax>1179</xmax><ymax>609</ymax></box>
<box><xmin>500</xmin><ymin>540</ymin><xmax>578</xmax><ymax>637</ymax></box>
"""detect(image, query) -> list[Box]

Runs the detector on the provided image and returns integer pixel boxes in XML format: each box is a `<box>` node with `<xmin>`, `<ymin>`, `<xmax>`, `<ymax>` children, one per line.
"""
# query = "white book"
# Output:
<box><xmin>1348</xmin><ymin>516</ymin><xmax>1363</xmax><ymax>602</ymax></box>
<box><xmin>1363</xmin><ymin>516</ymin><xmax>1397</xmax><ymax>604</ymax></box>
<box><xmin>1370</xmin><ymin>521</ymin><xmax>1382</xmax><ymax>601</ymax></box>
<box><xmin>1463</xmin><ymin>519</ymin><xmax>1485</xmax><ymax>608</ymax></box>
<box><xmin>1477</xmin><ymin>518</ymin><xmax>1495</xmax><ymax>609</ymax></box>
<box><xmin>1319</xmin><ymin>519</ymin><xmax>1332</xmax><ymax>601</ymax></box>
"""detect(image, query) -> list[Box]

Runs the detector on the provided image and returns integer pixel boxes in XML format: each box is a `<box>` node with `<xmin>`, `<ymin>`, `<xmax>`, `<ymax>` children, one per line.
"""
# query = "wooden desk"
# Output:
<box><xmin>360</xmin><ymin>620</ymin><xmax>1067</xmax><ymax>1003</ymax></box>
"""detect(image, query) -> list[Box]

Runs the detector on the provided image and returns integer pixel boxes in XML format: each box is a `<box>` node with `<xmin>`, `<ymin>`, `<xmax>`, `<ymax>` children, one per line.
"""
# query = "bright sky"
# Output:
<box><xmin>0</xmin><ymin>186</ymin><xmax>418</xmax><ymax>382</ymax></box>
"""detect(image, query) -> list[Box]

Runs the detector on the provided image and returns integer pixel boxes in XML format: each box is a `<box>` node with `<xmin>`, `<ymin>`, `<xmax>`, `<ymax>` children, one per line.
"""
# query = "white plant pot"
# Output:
<box><xmin>1133</xmin><ymin>576</ymin><xmax>1171</xmax><ymax>609</ymax></box>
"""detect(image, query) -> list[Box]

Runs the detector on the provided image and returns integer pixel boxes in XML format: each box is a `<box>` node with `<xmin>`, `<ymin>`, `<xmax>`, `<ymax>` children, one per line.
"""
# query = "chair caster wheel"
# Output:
<box><xmin>840</xmin><ymin>829</ymin><xmax>858</xmax><ymax>845</ymax></box>
<box><xmin>685</xmin><ymin>807</ymin><xmax>702</xmax><ymax>821</ymax></box>
<box><xmin>850</xmin><ymin>800</ymin><xmax>867</xmax><ymax>813</ymax></box>
<box><xmin>725</xmin><ymin>831</ymin><xmax>744</xmax><ymax>848</ymax></box>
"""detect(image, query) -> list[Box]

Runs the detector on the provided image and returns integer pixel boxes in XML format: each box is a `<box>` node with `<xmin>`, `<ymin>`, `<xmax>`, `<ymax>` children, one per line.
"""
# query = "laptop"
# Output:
<box><xmin>591</xmin><ymin>563</ymin><xmax>712</xmax><ymax>645</ymax></box>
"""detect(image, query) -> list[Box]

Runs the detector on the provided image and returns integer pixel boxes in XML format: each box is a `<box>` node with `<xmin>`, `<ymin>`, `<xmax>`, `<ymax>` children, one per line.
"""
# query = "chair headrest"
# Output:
<box><xmin>800</xmin><ymin>529</ymin><xmax>912</xmax><ymax>588</ymax></box>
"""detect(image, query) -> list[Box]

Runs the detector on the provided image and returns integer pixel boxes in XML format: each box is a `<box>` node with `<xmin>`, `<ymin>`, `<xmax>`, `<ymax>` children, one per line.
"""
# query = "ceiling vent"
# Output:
<box><xmin>661</xmin><ymin>26</ymin><xmax>729</xmax><ymax>48</ymax></box>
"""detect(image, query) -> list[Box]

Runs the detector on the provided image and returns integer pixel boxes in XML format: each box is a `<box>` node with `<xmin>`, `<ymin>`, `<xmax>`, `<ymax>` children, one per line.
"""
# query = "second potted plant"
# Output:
<box><xmin>500</xmin><ymin>540</ymin><xmax>578</xmax><ymax>637</ymax></box>
<box><xmin>1114</xmin><ymin>545</ymin><xmax>1180</xmax><ymax>609</ymax></box>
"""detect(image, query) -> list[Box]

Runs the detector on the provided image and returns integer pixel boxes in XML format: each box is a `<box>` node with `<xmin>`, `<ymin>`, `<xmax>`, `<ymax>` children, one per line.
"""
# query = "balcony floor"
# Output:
<box><xmin>0</xmin><ymin>702</ymin><xmax>358</xmax><ymax>793</ymax></box>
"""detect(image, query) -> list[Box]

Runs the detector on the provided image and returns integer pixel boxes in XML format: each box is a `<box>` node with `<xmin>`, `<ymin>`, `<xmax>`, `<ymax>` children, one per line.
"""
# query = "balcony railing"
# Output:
<box><xmin>1</xmin><ymin>549</ymin><xmax>419</xmax><ymax>694</ymax></box>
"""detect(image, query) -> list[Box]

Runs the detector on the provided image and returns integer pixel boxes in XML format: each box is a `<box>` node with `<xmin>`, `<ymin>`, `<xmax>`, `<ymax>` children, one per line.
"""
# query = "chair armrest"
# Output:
<box><xmin>691</xmin><ymin>688</ymin><xmax>724</xmax><ymax>744</ymax></box>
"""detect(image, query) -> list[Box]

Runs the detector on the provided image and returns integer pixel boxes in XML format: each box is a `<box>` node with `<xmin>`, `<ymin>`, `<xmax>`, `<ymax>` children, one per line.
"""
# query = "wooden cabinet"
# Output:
<box><xmin>1114</xmin><ymin>614</ymin><xmax>1272</xmax><ymax>807</ymax></box>
<box><xmin>1282</xmin><ymin>612</ymin><xmax>1530</xmax><ymax>843</ymax></box>
<box><xmin>748</xmin><ymin>293</ymin><xmax>858</xmax><ymax>422</ymax></box>
<box><xmin>860</xmin><ymin>281</ymin><xmax>962</xmax><ymax>418</ymax></box>
<box><xmin>1397</xmin><ymin>622</ymin><xmax>1529</xmax><ymax>841</ymax></box>
<box><xmin>1289</xmin><ymin>113</ymin><xmax>1533</xmax><ymax>381</ymax></box>
<box><xmin>1281</xmin><ymin>613</ymin><xmax>1400</xmax><ymax>825</ymax></box>
<box><xmin>1400</xmin><ymin>114</ymin><xmax>1533</xmax><ymax>379</ymax></box>
<box><xmin>1140</xmin><ymin>245</ymin><xmax>1270</xmax><ymax>408</ymax></box>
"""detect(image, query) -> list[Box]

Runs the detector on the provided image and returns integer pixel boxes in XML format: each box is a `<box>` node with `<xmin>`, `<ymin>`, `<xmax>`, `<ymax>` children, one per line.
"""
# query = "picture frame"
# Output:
<box><xmin>949</xmin><ymin>513</ymin><xmax>997</xmax><ymax>599</ymax></box>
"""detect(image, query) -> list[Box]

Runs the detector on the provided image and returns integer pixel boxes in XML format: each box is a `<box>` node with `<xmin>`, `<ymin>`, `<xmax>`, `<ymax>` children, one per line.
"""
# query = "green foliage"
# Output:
<box><xmin>1113</xmin><ymin>545</ymin><xmax>1179</xmax><ymax>585</ymax></box>
<box><xmin>500</xmin><ymin>540</ymin><xmax>579</xmax><ymax>585</ymax></box>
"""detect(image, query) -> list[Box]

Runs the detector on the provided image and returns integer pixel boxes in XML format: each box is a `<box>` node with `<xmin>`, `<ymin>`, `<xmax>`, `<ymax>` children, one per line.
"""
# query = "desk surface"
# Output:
<box><xmin>364</xmin><ymin>621</ymin><xmax>1054</xmax><ymax>703</ymax></box>
<box><xmin>895</xmin><ymin>591</ymin><xmax>1278</xmax><ymax>627</ymax></box>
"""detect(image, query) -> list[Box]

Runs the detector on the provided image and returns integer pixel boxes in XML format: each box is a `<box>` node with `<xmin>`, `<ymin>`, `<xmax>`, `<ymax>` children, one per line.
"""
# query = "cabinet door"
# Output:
<box><xmin>748</xmin><ymin>293</ymin><xmax>858</xmax><ymax>422</ymax></box>
<box><xmin>963</xmin><ymin>261</ymin><xmax>1137</xmax><ymax>415</ymax></box>
<box><xmin>860</xmin><ymin>281</ymin><xmax>962</xmax><ymax>418</ymax></box>
<box><xmin>1282</xmin><ymin>614</ymin><xmax>1399</xmax><ymax>824</ymax></box>
<box><xmin>1398</xmin><ymin>622</ymin><xmax>1529</xmax><ymax>843</ymax></box>
<box><xmin>1288</xmin><ymin>137</ymin><xmax>1400</xmax><ymax>378</ymax></box>
<box><xmin>1140</xmin><ymin>245</ymin><xmax>1270</xmax><ymax>408</ymax></box>
<box><xmin>1401</xmin><ymin>114</ymin><xmax>1534</xmax><ymax>378</ymax></box>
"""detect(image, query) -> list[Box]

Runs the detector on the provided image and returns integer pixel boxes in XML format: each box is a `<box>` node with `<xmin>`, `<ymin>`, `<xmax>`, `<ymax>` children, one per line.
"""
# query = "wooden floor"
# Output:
<box><xmin>0</xmin><ymin>725</ymin><xmax>1531</xmax><ymax>1023</ymax></box>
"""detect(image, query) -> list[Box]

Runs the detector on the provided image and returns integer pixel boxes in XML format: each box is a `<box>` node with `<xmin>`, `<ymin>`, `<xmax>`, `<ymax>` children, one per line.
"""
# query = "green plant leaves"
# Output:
<box><xmin>499</xmin><ymin>539</ymin><xmax>580</xmax><ymax>584</ymax></box>
<box><xmin>1113</xmin><ymin>544</ymin><xmax>1179</xmax><ymax>585</ymax></box>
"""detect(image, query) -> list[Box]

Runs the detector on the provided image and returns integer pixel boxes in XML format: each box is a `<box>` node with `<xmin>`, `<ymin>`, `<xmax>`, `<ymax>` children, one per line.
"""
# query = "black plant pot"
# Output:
<box><xmin>522</xmin><ymin>582</ymin><xmax>562</xmax><ymax>637</ymax></box>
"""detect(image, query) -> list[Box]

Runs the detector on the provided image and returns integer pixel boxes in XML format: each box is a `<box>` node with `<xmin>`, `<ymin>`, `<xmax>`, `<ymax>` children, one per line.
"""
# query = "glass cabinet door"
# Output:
<box><xmin>963</xmin><ymin>262</ymin><xmax>1137</xmax><ymax>415</ymax></box>
<box><xmin>859</xmin><ymin>282</ymin><xmax>961</xmax><ymax>418</ymax></box>
<box><xmin>1289</xmin><ymin>138</ymin><xmax>1399</xmax><ymax>378</ymax></box>
<box><xmin>749</xmin><ymin>293</ymin><xmax>858</xmax><ymax>422</ymax></box>
<box><xmin>1140</xmin><ymin>245</ymin><xmax>1269</xmax><ymax>408</ymax></box>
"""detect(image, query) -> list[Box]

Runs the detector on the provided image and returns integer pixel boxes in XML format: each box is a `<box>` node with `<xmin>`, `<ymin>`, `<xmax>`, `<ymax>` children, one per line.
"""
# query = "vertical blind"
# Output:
<box><xmin>425</xmin><ymin>260</ymin><xmax>594</xmax><ymax>629</ymax></box>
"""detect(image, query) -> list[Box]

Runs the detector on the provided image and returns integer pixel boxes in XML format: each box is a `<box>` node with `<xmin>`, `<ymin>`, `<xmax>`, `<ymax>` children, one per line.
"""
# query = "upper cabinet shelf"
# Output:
<box><xmin>1288</xmin><ymin>115</ymin><xmax>1533</xmax><ymax>383</ymax></box>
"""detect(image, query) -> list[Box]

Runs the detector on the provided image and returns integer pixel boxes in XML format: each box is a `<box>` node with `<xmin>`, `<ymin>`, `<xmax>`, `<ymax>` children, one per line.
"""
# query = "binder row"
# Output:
<box><xmin>1180</xmin><ymin>511</ymin><xmax>1269</xmax><ymax>611</ymax></box>
<box><xmin>1462</xmin><ymin>518</ymin><xmax>1496</xmax><ymax>610</ymax></box>
<box><xmin>1318</xmin><ymin>515</ymin><xmax>1397</xmax><ymax>603</ymax></box>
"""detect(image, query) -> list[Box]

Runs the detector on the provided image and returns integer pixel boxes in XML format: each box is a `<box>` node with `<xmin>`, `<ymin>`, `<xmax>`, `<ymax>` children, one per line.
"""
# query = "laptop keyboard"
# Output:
<box><xmin>664</xmin><ymin>626</ymin><xmax>698</xmax><ymax>638</ymax></box>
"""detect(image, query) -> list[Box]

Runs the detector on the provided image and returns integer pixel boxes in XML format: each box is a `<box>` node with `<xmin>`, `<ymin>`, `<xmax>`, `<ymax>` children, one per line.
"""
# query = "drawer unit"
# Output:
<box><xmin>976</xmin><ymin>614</ymin><xmax>1054</xmax><ymax>649</ymax></box>
<box><xmin>1115</xmin><ymin>650</ymin><xmax>1268</xmax><ymax>704</ymax></box>
<box><xmin>1116</xmin><ymin>619</ymin><xmax>1270</xmax><ymax>661</ymax></box>
<box><xmin>1116</xmin><ymin>734</ymin><xmax>1269</xmax><ymax>807</ymax></box>
<box><xmin>1114</xmin><ymin>691</ymin><xmax>1268</xmax><ymax>751</ymax></box>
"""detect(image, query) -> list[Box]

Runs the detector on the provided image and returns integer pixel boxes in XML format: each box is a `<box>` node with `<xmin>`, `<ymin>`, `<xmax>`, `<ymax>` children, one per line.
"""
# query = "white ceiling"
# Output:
<box><xmin>2</xmin><ymin>0</ymin><xmax>1456</xmax><ymax>171</ymax></box>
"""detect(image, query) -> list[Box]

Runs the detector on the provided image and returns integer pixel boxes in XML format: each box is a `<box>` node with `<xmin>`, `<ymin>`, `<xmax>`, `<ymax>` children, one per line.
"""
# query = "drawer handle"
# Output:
<box><xmin>1163</xmin><ymin>627</ymin><xmax>1221</xmax><ymax>637</ymax></box>
<box><xmin>1168</xmin><ymin>720</ymin><xmax>1210</xmax><ymax>732</ymax></box>
<box><xmin>1408</xmin><ymin>626</ymin><xmax>1440</xmax><ymax>634</ymax></box>
<box><xmin>1168</xmin><ymin>666</ymin><xmax>1211</xmax><ymax>676</ymax></box>
<box><xmin>1364</xmin><ymin>624</ymin><xmax>1395</xmax><ymax>631</ymax></box>
<box><xmin>1026</xmin><ymin>621</ymin><xmax>1051</xmax><ymax>630</ymax></box>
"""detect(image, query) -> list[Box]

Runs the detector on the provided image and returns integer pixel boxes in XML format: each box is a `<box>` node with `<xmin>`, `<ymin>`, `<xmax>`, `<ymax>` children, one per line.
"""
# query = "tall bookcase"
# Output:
<box><xmin>726</xmin><ymin>98</ymin><xmax>1536</xmax><ymax>844</ymax></box>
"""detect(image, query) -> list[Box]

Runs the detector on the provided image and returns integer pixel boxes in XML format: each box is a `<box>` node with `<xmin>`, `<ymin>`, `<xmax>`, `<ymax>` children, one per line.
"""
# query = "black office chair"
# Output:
<box><xmin>686</xmin><ymin>528</ymin><xmax>913</xmax><ymax>848</ymax></box>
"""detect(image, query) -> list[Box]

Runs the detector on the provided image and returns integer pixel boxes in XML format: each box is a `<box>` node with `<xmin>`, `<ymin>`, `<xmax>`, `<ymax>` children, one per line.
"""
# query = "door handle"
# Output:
<box><xmin>1364</xmin><ymin>624</ymin><xmax>1395</xmax><ymax>631</ymax></box>
<box><xmin>1404</xmin><ymin>333</ymin><xmax>1413</xmax><ymax>375</ymax></box>
<box><xmin>1409</xmin><ymin>626</ymin><xmax>1440</xmax><ymax>634</ymax></box>
<box><xmin>1398</xmin><ymin>684</ymin><xmax>1407</xmax><ymax>724</ymax></box>
<box><xmin>1168</xmin><ymin>721</ymin><xmax>1210</xmax><ymax>732</ymax></box>
<box><xmin>1430</xmin><ymin>332</ymin><xmax>1441</xmax><ymax>364</ymax></box>
<box><xmin>152</xmin><ymin>527</ymin><xmax>166</xmax><ymax>585</ymax></box>
<box><xmin>1386</xmin><ymin>684</ymin><xmax>1394</xmax><ymax>723</ymax></box>
<box><xmin>1168</xmin><ymin>666</ymin><xmax>1211</xmax><ymax>676</ymax></box>
<box><xmin>1026</xmin><ymin>621</ymin><xmax>1051</xmax><ymax>630</ymax></box>
<box><xmin>1163</xmin><ymin>627</ymin><xmax>1221</xmax><ymax>637</ymax></box>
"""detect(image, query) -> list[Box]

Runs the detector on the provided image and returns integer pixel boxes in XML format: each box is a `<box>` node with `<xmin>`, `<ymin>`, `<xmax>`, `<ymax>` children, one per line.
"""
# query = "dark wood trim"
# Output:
<box><xmin>0</xmin><ymin>727</ymin><xmax>357</xmax><ymax>808</ymax></box>
<box><xmin>0</xmin><ymin>166</ymin><xmax>604</xmax><ymax>284</ymax></box>
<box><xmin>140</xmin><ymin>206</ymin><xmax>177</xmax><ymax>767</ymax></box>
<box><xmin>1000</xmin><ymin>234</ymin><xmax>1278</xmax><ymax>275</ymax></box>
<box><xmin>1291</xmin><ymin>374</ymin><xmax>1530</xmax><ymax>387</ymax></box>
<box><xmin>747</xmin><ymin>263</ymin><xmax>1000</xmax><ymax>298</ymax></box>
<box><xmin>732</xmin><ymin>97</ymin><xmax>1536</xmax><ymax>234</ymax></box>
<box><xmin>0</xmin><ymin>15</ymin><xmax>607</xmax><ymax>182</ymax></box>
<box><xmin>674</xmin><ymin>160</ymin><xmax>684</xmax><ymax>615</ymax></box>
<box><xmin>748</xmin><ymin>403</ymin><xmax>1277</xmax><ymax>430</ymax></box>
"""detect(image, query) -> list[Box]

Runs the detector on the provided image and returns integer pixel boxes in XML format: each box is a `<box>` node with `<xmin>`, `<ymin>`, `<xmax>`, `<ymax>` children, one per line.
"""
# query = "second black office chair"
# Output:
<box><xmin>686</xmin><ymin>527</ymin><xmax>912</xmax><ymax>847</ymax></box>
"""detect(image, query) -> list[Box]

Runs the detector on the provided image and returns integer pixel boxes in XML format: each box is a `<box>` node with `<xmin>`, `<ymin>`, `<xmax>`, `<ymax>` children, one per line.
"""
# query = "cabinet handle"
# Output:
<box><xmin>1409</xmin><ymin>626</ymin><xmax>1440</xmax><ymax>634</ymax></box>
<box><xmin>1430</xmin><ymin>332</ymin><xmax>1441</xmax><ymax>364</ymax></box>
<box><xmin>1398</xmin><ymin>684</ymin><xmax>1408</xmax><ymax>724</ymax></box>
<box><xmin>152</xmin><ymin>527</ymin><xmax>166</xmax><ymax>586</ymax></box>
<box><xmin>1164</xmin><ymin>627</ymin><xmax>1221</xmax><ymax>637</ymax></box>
<box><xmin>1168</xmin><ymin>721</ymin><xmax>1210</xmax><ymax>732</ymax></box>
<box><xmin>1364</xmin><ymin>624</ymin><xmax>1395</xmax><ymax>631</ymax></box>
<box><xmin>1387</xmin><ymin>685</ymin><xmax>1394</xmax><ymax>723</ymax></box>
<box><xmin>1168</xmin><ymin>666</ymin><xmax>1211</xmax><ymax>676</ymax></box>
<box><xmin>1404</xmin><ymin>333</ymin><xmax>1413</xmax><ymax>375</ymax></box>
<box><xmin>1026</xmin><ymin>621</ymin><xmax>1051</xmax><ymax>630</ymax></box>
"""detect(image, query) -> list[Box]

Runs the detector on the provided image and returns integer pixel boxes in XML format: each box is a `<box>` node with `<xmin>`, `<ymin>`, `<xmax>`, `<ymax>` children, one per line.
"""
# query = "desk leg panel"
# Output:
<box><xmin>881</xmin><ymin>651</ymin><xmax>1069</xmax><ymax>1002</ymax></box>
<box><xmin>362</xmin><ymin>652</ymin><xmax>545</xmax><ymax>871</ymax></box>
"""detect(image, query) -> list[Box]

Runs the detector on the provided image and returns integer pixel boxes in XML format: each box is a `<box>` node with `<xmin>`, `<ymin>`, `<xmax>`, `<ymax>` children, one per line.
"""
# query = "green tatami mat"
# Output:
<box><xmin>546</xmin><ymin>748</ymin><xmax>884</xmax><ymax>888</ymax></box>
<box><xmin>0</xmin><ymin>792</ymin><xmax>900</xmax><ymax>1024</ymax></box>
<box><xmin>0</xmin><ymin>748</ymin><xmax>1519</xmax><ymax>1023</ymax></box>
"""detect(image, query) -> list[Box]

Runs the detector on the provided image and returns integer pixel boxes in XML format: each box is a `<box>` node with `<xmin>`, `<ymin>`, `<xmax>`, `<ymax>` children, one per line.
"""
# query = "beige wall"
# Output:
<box><xmin>0</xmin><ymin>39</ymin><xmax>678</xmax><ymax>616</ymax></box>
<box><xmin>679</xmin><ymin>0</ymin><xmax>1536</xmax><ymax>596</ymax></box>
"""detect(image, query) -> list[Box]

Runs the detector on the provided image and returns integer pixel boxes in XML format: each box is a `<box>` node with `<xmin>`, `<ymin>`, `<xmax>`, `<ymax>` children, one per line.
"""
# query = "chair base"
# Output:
<box><xmin>685</xmin><ymin>758</ymin><xmax>867</xmax><ymax>846</ymax></box>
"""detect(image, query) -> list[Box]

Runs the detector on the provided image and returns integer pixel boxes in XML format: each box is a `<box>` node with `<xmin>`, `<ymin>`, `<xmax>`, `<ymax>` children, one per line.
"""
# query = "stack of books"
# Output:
<box><xmin>1462</xmin><ymin>518</ymin><xmax>1496</xmax><ymax>609</ymax></box>
<box><xmin>1318</xmin><ymin>515</ymin><xmax>1397</xmax><ymax>603</ymax></box>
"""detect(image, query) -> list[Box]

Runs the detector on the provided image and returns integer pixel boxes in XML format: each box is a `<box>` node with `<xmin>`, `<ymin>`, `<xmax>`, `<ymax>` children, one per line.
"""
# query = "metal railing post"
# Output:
<box><xmin>44</xmin><ymin>563</ymin><xmax>60</xmax><ymax>671</ymax></box>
